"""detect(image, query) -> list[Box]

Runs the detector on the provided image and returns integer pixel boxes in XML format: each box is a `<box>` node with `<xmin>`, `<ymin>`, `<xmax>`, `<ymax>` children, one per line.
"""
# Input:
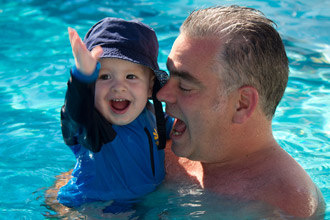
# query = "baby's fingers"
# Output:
<box><xmin>68</xmin><ymin>27</ymin><xmax>77</xmax><ymax>47</ymax></box>
<box><xmin>68</xmin><ymin>28</ymin><xmax>87</xmax><ymax>57</ymax></box>
<box><xmin>91</xmin><ymin>45</ymin><xmax>103</xmax><ymax>60</ymax></box>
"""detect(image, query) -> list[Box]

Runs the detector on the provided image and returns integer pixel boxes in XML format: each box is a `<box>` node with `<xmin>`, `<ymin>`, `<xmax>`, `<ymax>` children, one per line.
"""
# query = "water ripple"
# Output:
<box><xmin>1</xmin><ymin>0</ymin><xmax>330</xmax><ymax>219</ymax></box>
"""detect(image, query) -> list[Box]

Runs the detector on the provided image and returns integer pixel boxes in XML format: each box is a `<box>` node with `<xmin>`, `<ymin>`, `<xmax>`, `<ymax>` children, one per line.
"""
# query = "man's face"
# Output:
<box><xmin>157</xmin><ymin>34</ymin><xmax>236</xmax><ymax>162</ymax></box>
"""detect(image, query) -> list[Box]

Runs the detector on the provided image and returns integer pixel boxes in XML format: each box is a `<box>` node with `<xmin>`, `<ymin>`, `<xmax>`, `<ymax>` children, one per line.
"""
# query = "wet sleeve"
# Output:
<box><xmin>60</xmin><ymin>67</ymin><xmax>116</xmax><ymax>152</ymax></box>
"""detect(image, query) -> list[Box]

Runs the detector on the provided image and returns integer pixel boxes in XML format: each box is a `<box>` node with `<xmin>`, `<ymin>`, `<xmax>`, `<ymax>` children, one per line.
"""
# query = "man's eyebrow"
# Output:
<box><xmin>166</xmin><ymin>62</ymin><xmax>201</xmax><ymax>85</ymax></box>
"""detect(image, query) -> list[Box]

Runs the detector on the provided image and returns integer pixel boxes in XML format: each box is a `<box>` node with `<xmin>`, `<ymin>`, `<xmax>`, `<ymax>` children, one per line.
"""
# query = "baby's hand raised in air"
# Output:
<box><xmin>68</xmin><ymin>27</ymin><xmax>103</xmax><ymax>75</ymax></box>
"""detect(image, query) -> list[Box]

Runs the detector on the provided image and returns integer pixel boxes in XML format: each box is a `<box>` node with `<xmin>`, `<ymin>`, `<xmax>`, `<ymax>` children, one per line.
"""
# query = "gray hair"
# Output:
<box><xmin>180</xmin><ymin>5</ymin><xmax>289</xmax><ymax>119</ymax></box>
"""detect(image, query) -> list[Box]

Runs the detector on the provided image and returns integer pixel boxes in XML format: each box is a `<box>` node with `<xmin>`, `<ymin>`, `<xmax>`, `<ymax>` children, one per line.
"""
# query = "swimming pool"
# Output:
<box><xmin>0</xmin><ymin>0</ymin><xmax>329</xmax><ymax>219</ymax></box>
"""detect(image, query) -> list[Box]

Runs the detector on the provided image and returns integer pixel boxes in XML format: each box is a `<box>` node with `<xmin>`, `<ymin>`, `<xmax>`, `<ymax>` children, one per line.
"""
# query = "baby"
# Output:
<box><xmin>56</xmin><ymin>17</ymin><xmax>173</xmax><ymax>213</ymax></box>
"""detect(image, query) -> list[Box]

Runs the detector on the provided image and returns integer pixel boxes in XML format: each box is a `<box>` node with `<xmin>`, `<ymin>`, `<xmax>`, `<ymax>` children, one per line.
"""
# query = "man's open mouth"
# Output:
<box><xmin>172</xmin><ymin>118</ymin><xmax>186</xmax><ymax>136</ymax></box>
<box><xmin>110</xmin><ymin>99</ymin><xmax>130</xmax><ymax>114</ymax></box>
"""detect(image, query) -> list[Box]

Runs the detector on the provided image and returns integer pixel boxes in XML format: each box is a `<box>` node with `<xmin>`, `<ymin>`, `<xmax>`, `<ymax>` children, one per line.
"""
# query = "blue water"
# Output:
<box><xmin>0</xmin><ymin>0</ymin><xmax>329</xmax><ymax>219</ymax></box>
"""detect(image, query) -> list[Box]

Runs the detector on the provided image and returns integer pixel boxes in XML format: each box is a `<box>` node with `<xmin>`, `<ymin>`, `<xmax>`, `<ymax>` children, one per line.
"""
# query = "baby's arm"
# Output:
<box><xmin>68</xmin><ymin>27</ymin><xmax>103</xmax><ymax>75</ymax></box>
<box><xmin>63</xmin><ymin>27</ymin><xmax>101</xmax><ymax>126</ymax></box>
<box><xmin>61</xmin><ymin>28</ymin><xmax>116</xmax><ymax>152</ymax></box>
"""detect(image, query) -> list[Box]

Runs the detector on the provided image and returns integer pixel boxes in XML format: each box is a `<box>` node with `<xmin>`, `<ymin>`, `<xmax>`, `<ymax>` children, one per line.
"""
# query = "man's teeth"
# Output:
<box><xmin>172</xmin><ymin>130</ymin><xmax>183</xmax><ymax>136</ymax></box>
<box><xmin>112</xmin><ymin>99</ymin><xmax>126</xmax><ymax>101</ymax></box>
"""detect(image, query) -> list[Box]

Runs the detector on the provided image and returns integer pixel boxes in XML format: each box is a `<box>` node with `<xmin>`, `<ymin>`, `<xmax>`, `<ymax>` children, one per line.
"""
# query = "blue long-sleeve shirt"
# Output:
<box><xmin>57</xmin><ymin>69</ymin><xmax>173</xmax><ymax>208</ymax></box>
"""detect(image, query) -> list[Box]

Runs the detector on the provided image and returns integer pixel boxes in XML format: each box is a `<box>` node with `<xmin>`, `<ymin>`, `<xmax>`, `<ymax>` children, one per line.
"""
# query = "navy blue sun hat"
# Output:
<box><xmin>83</xmin><ymin>17</ymin><xmax>167</xmax><ymax>150</ymax></box>
<box><xmin>83</xmin><ymin>17</ymin><xmax>168</xmax><ymax>86</ymax></box>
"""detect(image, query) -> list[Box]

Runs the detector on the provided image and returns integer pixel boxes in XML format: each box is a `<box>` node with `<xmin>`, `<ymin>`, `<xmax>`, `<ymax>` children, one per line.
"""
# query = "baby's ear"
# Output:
<box><xmin>232</xmin><ymin>86</ymin><xmax>258</xmax><ymax>124</ymax></box>
<box><xmin>148</xmin><ymin>73</ymin><xmax>155</xmax><ymax>98</ymax></box>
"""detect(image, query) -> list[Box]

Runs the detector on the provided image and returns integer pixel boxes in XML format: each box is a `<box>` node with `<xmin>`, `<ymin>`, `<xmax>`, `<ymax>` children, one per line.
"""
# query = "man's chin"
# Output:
<box><xmin>171</xmin><ymin>141</ymin><xmax>188</xmax><ymax>158</ymax></box>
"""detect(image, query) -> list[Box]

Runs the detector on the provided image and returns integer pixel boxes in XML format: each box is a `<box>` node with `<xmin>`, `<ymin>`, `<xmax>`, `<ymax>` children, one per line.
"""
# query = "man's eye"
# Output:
<box><xmin>99</xmin><ymin>74</ymin><xmax>111</xmax><ymax>80</ymax></box>
<box><xmin>127</xmin><ymin>74</ymin><xmax>137</xmax><ymax>79</ymax></box>
<box><xmin>179</xmin><ymin>86</ymin><xmax>192</xmax><ymax>92</ymax></box>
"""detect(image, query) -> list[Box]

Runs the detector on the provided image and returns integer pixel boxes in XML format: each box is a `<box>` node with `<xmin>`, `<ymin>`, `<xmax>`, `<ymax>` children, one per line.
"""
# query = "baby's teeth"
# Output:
<box><xmin>113</xmin><ymin>99</ymin><xmax>125</xmax><ymax>101</ymax></box>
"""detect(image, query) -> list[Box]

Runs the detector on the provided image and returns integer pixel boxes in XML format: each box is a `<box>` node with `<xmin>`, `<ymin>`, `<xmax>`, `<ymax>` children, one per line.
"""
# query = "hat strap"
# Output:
<box><xmin>152</xmin><ymin>78</ymin><xmax>166</xmax><ymax>150</ymax></box>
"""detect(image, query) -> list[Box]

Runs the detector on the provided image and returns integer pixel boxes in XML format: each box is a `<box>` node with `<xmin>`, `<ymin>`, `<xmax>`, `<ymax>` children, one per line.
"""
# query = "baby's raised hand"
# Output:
<box><xmin>68</xmin><ymin>27</ymin><xmax>103</xmax><ymax>75</ymax></box>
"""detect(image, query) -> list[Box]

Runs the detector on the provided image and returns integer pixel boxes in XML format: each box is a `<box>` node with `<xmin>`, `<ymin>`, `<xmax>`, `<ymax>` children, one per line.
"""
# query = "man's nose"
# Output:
<box><xmin>156</xmin><ymin>79</ymin><xmax>176</xmax><ymax>103</ymax></box>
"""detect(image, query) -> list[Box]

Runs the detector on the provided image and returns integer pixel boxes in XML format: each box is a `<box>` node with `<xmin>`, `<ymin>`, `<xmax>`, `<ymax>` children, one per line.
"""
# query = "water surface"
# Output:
<box><xmin>0</xmin><ymin>0</ymin><xmax>329</xmax><ymax>219</ymax></box>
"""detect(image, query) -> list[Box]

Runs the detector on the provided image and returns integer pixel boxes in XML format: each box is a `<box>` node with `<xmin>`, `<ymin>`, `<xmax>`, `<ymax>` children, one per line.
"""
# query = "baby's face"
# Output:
<box><xmin>95</xmin><ymin>58</ymin><xmax>154</xmax><ymax>125</ymax></box>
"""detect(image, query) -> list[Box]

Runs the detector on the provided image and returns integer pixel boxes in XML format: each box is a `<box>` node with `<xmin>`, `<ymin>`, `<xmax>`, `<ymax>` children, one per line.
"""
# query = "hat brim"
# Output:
<box><xmin>100</xmin><ymin>47</ymin><xmax>169</xmax><ymax>86</ymax></box>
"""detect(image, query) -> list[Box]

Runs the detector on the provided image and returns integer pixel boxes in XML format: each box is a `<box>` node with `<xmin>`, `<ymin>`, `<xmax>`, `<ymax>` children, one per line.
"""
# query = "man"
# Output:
<box><xmin>157</xmin><ymin>5</ymin><xmax>324</xmax><ymax>218</ymax></box>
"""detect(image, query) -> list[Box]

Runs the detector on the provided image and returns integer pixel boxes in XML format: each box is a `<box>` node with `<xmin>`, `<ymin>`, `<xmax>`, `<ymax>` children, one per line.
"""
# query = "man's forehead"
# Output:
<box><xmin>169</xmin><ymin>35</ymin><xmax>221</xmax><ymax>64</ymax></box>
<box><xmin>166</xmin><ymin>34</ymin><xmax>221</xmax><ymax>77</ymax></box>
<box><xmin>166</xmin><ymin>58</ymin><xmax>202</xmax><ymax>85</ymax></box>
<box><xmin>166</xmin><ymin>58</ymin><xmax>176</xmax><ymax>72</ymax></box>
<box><xmin>172</xmin><ymin>34</ymin><xmax>221</xmax><ymax>53</ymax></box>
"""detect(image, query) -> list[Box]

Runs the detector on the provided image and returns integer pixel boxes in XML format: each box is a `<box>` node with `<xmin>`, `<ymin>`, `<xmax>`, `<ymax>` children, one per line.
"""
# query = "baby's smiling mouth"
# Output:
<box><xmin>110</xmin><ymin>99</ymin><xmax>130</xmax><ymax>113</ymax></box>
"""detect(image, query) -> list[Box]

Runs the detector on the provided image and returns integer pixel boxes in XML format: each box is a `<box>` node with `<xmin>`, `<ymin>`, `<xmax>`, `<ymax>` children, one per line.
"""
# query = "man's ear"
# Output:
<box><xmin>148</xmin><ymin>74</ymin><xmax>155</xmax><ymax>98</ymax></box>
<box><xmin>232</xmin><ymin>86</ymin><xmax>258</xmax><ymax>124</ymax></box>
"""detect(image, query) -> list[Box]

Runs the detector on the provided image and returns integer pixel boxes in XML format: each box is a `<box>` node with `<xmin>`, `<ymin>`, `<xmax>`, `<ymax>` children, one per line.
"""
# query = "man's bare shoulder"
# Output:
<box><xmin>208</xmin><ymin>146</ymin><xmax>320</xmax><ymax>217</ymax></box>
<box><xmin>256</xmin><ymin>147</ymin><xmax>320</xmax><ymax>217</ymax></box>
<box><xmin>164</xmin><ymin>143</ymin><xmax>321</xmax><ymax>218</ymax></box>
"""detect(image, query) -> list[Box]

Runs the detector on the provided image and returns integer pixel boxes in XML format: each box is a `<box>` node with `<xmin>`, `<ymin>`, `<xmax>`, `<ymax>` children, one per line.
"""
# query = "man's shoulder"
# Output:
<box><xmin>260</xmin><ymin>171</ymin><xmax>319</xmax><ymax>217</ymax></box>
<box><xmin>254</xmin><ymin>148</ymin><xmax>320</xmax><ymax>217</ymax></box>
<box><xmin>164</xmin><ymin>144</ymin><xmax>321</xmax><ymax>217</ymax></box>
<box><xmin>204</xmin><ymin>147</ymin><xmax>320</xmax><ymax>217</ymax></box>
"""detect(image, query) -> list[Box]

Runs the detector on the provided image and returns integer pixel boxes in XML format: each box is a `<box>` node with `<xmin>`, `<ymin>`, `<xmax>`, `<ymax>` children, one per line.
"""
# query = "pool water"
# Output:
<box><xmin>0</xmin><ymin>0</ymin><xmax>329</xmax><ymax>219</ymax></box>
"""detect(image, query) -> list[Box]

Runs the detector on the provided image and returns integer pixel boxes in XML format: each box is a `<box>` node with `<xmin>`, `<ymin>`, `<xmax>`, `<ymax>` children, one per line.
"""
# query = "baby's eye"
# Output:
<box><xmin>126</xmin><ymin>74</ymin><xmax>137</xmax><ymax>79</ymax></box>
<box><xmin>99</xmin><ymin>74</ymin><xmax>111</xmax><ymax>80</ymax></box>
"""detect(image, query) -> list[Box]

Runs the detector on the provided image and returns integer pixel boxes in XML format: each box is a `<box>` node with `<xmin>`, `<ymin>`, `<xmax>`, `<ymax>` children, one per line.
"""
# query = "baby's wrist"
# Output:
<box><xmin>71</xmin><ymin>62</ymin><xmax>100</xmax><ymax>83</ymax></box>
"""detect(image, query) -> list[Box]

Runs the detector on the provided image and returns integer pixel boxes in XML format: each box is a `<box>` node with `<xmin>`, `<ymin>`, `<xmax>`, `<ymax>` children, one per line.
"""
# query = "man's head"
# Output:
<box><xmin>180</xmin><ymin>5</ymin><xmax>289</xmax><ymax>119</ymax></box>
<box><xmin>157</xmin><ymin>5</ymin><xmax>288</xmax><ymax>161</ymax></box>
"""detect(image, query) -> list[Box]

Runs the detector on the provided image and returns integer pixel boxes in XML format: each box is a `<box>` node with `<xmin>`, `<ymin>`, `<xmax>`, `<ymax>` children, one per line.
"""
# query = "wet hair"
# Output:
<box><xmin>180</xmin><ymin>5</ymin><xmax>289</xmax><ymax>119</ymax></box>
